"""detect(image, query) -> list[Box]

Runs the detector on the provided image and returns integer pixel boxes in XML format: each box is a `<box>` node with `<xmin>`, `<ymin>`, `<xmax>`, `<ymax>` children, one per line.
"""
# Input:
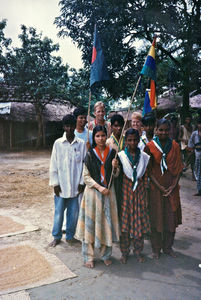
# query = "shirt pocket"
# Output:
<box><xmin>75</xmin><ymin>151</ymin><xmax>81</xmax><ymax>162</ymax></box>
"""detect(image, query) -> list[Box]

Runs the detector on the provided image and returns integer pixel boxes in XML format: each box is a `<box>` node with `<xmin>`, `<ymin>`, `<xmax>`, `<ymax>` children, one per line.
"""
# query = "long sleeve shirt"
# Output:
<box><xmin>49</xmin><ymin>133</ymin><xmax>86</xmax><ymax>198</ymax></box>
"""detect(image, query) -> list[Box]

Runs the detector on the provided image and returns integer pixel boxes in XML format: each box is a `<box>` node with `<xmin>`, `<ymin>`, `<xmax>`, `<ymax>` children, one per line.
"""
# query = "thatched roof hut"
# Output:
<box><xmin>0</xmin><ymin>101</ymin><xmax>75</xmax><ymax>122</ymax></box>
<box><xmin>0</xmin><ymin>101</ymin><xmax>75</xmax><ymax>149</ymax></box>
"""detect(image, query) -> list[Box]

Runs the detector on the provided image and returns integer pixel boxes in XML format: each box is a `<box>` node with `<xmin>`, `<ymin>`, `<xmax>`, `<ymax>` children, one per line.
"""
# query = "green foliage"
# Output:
<box><xmin>55</xmin><ymin>0</ymin><xmax>201</xmax><ymax>112</ymax></box>
<box><xmin>2</xmin><ymin>24</ymin><xmax>70</xmax><ymax>147</ymax></box>
<box><xmin>0</xmin><ymin>19</ymin><xmax>12</xmax><ymax>74</ymax></box>
<box><xmin>4</xmin><ymin>25</ymin><xmax>69</xmax><ymax>108</ymax></box>
<box><xmin>66</xmin><ymin>67</ymin><xmax>112</xmax><ymax>114</ymax></box>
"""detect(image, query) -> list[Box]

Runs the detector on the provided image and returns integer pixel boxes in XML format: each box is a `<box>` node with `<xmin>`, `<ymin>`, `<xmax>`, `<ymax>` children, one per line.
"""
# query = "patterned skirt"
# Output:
<box><xmin>75</xmin><ymin>183</ymin><xmax>120</xmax><ymax>248</ymax></box>
<box><xmin>121</xmin><ymin>174</ymin><xmax>151</xmax><ymax>239</ymax></box>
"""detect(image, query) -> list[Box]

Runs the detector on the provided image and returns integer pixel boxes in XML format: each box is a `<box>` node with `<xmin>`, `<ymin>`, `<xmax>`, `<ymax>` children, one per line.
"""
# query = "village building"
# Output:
<box><xmin>0</xmin><ymin>101</ymin><xmax>75</xmax><ymax>149</ymax></box>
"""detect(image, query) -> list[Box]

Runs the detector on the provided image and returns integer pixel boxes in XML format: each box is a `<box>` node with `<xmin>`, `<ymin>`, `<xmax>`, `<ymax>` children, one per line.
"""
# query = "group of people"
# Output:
<box><xmin>49</xmin><ymin>101</ymin><xmax>201</xmax><ymax>268</ymax></box>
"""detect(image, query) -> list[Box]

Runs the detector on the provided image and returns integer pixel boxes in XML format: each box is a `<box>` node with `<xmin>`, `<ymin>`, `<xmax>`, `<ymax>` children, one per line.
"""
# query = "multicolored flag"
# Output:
<box><xmin>142</xmin><ymin>89</ymin><xmax>157</xmax><ymax>116</ymax></box>
<box><xmin>143</xmin><ymin>90</ymin><xmax>152</xmax><ymax>116</ymax></box>
<box><xmin>141</xmin><ymin>37</ymin><xmax>157</xmax><ymax>111</ymax></box>
<box><xmin>90</xmin><ymin>25</ymin><xmax>110</xmax><ymax>88</ymax></box>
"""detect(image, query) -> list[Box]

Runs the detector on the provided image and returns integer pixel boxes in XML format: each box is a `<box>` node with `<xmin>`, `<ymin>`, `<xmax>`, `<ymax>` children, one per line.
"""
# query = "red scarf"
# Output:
<box><xmin>94</xmin><ymin>146</ymin><xmax>110</xmax><ymax>185</ymax></box>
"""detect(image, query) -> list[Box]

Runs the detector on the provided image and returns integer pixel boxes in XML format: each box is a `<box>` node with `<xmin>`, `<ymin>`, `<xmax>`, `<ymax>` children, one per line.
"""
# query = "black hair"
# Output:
<box><xmin>142</xmin><ymin>112</ymin><xmax>156</xmax><ymax>126</ymax></box>
<box><xmin>92</xmin><ymin>125</ymin><xmax>107</xmax><ymax>148</ymax></box>
<box><xmin>156</xmin><ymin>118</ymin><xmax>171</xmax><ymax>129</ymax></box>
<box><xmin>185</xmin><ymin>115</ymin><xmax>192</xmax><ymax>121</ymax></box>
<box><xmin>111</xmin><ymin>114</ymin><xmax>125</xmax><ymax>126</ymax></box>
<box><xmin>73</xmin><ymin>107</ymin><xmax>87</xmax><ymax>119</ymax></box>
<box><xmin>125</xmin><ymin>128</ymin><xmax>140</xmax><ymax>141</ymax></box>
<box><xmin>62</xmin><ymin>114</ymin><xmax>76</xmax><ymax>126</ymax></box>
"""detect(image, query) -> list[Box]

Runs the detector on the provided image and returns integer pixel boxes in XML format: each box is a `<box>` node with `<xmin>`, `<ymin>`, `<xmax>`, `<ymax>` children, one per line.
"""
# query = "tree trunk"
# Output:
<box><xmin>42</xmin><ymin>116</ymin><xmax>46</xmax><ymax>148</ymax></box>
<box><xmin>36</xmin><ymin>112</ymin><xmax>42</xmax><ymax>149</ymax></box>
<box><xmin>181</xmin><ymin>71</ymin><xmax>190</xmax><ymax>122</ymax></box>
<box><xmin>35</xmin><ymin>103</ymin><xmax>46</xmax><ymax>149</ymax></box>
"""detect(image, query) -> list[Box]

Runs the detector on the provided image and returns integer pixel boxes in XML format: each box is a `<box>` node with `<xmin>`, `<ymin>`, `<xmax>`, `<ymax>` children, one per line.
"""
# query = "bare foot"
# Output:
<box><xmin>85</xmin><ymin>261</ymin><xmax>94</xmax><ymax>268</ymax></box>
<box><xmin>164</xmin><ymin>250</ymin><xmax>177</xmax><ymax>258</ymax></box>
<box><xmin>120</xmin><ymin>256</ymin><xmax>127</xmax><ymax>264</ymax></box>
<box><xmin>48</xmin><ymin>239</ymin><xmax>60</xmax><ymax>247</ymax></box>
<box><xmin>152</xmin><ymin>252</ymin><xmax>159</xmax><ymax>259</ymax></box>
<box><xmin>136</xmin><ymin>254</ymin><xmax>146</xmax><ymax>263</ymax></box>
<box><xmin>104</xmin><ymin>259</ymin><xmax>112</xmax><ymax>266</ymax></box>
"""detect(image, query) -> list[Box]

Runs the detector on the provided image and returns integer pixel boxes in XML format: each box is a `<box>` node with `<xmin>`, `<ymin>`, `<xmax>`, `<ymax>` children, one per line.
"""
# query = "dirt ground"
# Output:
<box><xmin>0</xmin><ymin>150</ymin><xmax>53</xmax><ymax>248</ymax></box>
<box><xmin>0</xmin><ymin>150</ymin><xmax>201</xmax><ymax>300</ymax></box>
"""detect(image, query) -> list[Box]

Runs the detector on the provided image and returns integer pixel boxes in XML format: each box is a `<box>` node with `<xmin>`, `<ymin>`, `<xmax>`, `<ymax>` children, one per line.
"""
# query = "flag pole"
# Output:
<box><xmin>87</xmin><ymin>90</ymin><xmax>92</xmax><ymax>142</ymax></box>
<box><xmin>108</xmin><ymin>36</ymin><xmax>157</xmax><ymax>190</ymax></box>
<box><xmin>107</xmin><ymin>75</ymin><xmax>142</xmax><ymax>190</ymax></box>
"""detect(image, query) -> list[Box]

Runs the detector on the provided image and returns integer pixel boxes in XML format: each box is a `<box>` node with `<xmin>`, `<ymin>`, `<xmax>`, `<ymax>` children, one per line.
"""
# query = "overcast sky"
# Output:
<box><xmin>1</xmin><ymin>0</ymin><xmax>83</xmax><ymax>69</ymax></box>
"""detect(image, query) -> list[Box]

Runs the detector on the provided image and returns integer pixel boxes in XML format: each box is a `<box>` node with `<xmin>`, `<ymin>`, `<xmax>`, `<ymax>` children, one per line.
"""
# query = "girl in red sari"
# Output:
<box><xmin>144</xmin><ymin>119</ymin><xmax>183</xmax><ymax>259</ymax></box>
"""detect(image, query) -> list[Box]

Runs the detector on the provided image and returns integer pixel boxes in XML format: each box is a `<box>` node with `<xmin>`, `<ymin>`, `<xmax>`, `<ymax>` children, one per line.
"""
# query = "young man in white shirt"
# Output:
<box><xmin>73</xmin><ymin>107</ymin><xmax>93</xmax><ymax>147</ymax></box>
<box><xmin>49</xmin><ymin>114</ymin><xmax>86</xmax><ymax>247</ymax></box>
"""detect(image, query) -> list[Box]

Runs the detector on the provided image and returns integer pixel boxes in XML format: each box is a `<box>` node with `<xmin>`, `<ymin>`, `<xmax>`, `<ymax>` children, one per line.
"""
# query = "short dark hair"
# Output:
<box><xmin>92</xmin><ymin>125</ymin><xmax>107</xmax><ymax>148</ymax></box>
<box><xmin>73</xmin><ymin>107</ymin><xmax>87</xmax><ymax>119</ymax></box>
<box><xmin>111</xmin><ymin>114</ymin><xmax>125</xmax><ymax>126</ymax></box>
<box><xmin>185</xmin><ymin>115</ymin><xmax>192</xmax><ymax>121</ymax></box>
<box><xmin>62</xmin><ymin>114</ymin><xmax>76</xmax><ymax>126</ymax></box>
<box><xmin>156</xmin><ymin>118</ymin><xmax>171</xmax><ymax>129</ymax></box>
<box><xmin>125</xmin><ymin>128</ymin><xmax>140</xmax><ymax>140</ymax></box>
<box><xmin>142</xmin><ymin>112</ymin><xmax>156</xmax><ymax>126</ymax></box>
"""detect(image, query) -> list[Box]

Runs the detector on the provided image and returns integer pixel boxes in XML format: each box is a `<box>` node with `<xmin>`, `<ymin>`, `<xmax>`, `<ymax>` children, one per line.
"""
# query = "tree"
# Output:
<box><xmin>66</xmin><ymin>67</ymin><xmax>113</xmax><ymax>114</ymax></box>
<box><xmin>3</xmin><ymin>25</ymin><xmax>69</xmax><ymax>147</ymax></box>
<box><xmin>0</xmin><ymin>19</ymin><xmax>12</xmax><ymax>75</ymax></box>
<box><xmin>55</xmin><ymin>0</ymin><xmax>201</xmax><ymax>117</ymax></box>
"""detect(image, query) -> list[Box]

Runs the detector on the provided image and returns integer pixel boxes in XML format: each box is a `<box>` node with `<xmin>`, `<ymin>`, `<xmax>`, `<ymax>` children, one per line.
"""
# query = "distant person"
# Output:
<box><xmin>188</xmin><ymin>117</ymin><xmax>201</xmax><ymax>196</ymax></box>
<box><xmin>131</xmin><ymin>112</ymin><xmax>143</xmax><ymax>136</ymax></box>
<box><xmin>169</xmin><ymin>115</ymin><xmax>180</xmax><ymax>143</ymax></box>
<box><xmin>118</xmin><ymin>129</ymin><xmax>150</xmax><ymax>264</ymax></box>
<box><xmin>179</xmin><ymin>115</ymin><xmax>193</xmax><ymax>159</ymax></box>
<box><xmin>73</xmin><ymin>106</ymin><xmax>92</xmax><ymax>148</ymax></box>
<box><xmin>144</xmin><ymin>119</ymin><xmax>183</xmax><ymax>259</ymax></box>
<box><xmin>138</xmin><ymin>112</ymin><xmax>156</xmax><ymax>150</ymax></box>
<box><xmin>106</xmin><ymin>114</ymin><xmax>125</xmax><ymax>152</ymax></box>
<box><xmin>88</xmin><ymin>101</ymin><xmax>111</xmax><ymax>137</ymax></box>
<box><xmin>49</xmin><ymin>114</ymin><xmax>86</xmax><ymax>247</ymax></box>
<box><xmin>76</xmin><ymin>125</ymin><xmax>120</xmax><ymax>268</ymax></box>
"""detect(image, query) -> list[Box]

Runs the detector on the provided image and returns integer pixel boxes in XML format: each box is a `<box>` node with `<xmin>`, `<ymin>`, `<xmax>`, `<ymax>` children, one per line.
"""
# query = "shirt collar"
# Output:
<box><xmin>61</xmin><ymin>132</ymin><xmax>78</xmax><ymax>144</ymax></box>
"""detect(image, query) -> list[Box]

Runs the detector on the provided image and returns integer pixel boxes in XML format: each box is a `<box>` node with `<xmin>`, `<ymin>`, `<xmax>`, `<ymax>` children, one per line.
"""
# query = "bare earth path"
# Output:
<box><xmin>0</xmin><ymin>150</ymin><xmax>201</xmax><ymax>300</ymax></box>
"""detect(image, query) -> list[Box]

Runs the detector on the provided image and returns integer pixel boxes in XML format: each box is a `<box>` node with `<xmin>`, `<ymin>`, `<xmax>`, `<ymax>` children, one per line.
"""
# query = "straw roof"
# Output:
<box><xmin>190</xmin><ymin>94</ymin><xmax>201</xmax><ymax>108</ymax></box>
<box><xmin>0</xmin><ymin>102</ymin><xmax>75</xmax><ymax>122</ymax></box>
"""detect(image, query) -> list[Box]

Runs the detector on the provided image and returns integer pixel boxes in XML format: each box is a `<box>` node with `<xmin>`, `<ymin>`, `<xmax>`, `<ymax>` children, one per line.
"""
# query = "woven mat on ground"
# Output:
<box><xmin>0</xmin><ymin>211</ymin><xmax>39</xmax><ymax>238</ymax></box>
<box><xmin>0</xmin><ymin>291</ymin><xmax>30</xmax><ymax>300</ymax></box>
<box><xmin>0</xmin><ymin>241</ymin><xmax>76</xmax><ymax>295</ymax></box>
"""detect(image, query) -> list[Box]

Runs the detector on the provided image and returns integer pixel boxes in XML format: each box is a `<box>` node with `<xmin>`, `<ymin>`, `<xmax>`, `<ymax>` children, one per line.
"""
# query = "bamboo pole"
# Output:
<box><xmin>107</xmin><ymin>75</ymin><xmax>142</xmax><ymax>190</ymax></box>
<box><xmin>87</xmin><ymin>90</ymin><xmax>92</xmax><ymax>142</ymax></box>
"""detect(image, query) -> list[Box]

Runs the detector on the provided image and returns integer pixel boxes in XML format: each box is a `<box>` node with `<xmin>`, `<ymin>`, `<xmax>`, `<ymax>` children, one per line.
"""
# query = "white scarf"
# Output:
<box><xmin>152</xmin><ymin>140</ymin><xmax>168</xmax><ymax>175</ymax></box>
<box><xmin>118</xmin><ymin>150</ymin><xmax>150</xmax><ymax>191</ymax></box>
